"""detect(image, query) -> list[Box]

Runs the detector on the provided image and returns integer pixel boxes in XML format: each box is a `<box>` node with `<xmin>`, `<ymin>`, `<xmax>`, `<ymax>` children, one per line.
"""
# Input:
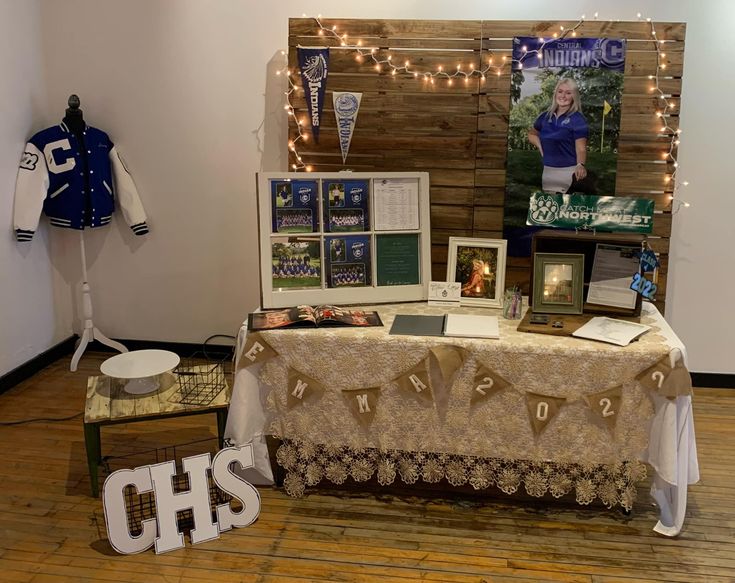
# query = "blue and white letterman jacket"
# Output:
<box><xmin>13</xmin><ymin>122</ymin><xmax>149</xmax><ymax>241</ymax></box>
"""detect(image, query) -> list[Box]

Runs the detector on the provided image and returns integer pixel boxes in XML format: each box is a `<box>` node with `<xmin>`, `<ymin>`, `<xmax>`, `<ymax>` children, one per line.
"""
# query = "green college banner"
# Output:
<box><xmin>527</xmin><ymin>193</ymin><xmax>654</xmax><ymax>233</ymax></box>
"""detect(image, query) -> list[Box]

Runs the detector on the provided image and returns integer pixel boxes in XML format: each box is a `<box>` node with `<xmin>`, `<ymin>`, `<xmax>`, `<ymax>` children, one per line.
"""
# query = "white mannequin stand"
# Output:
<box><xmin>70</xmin><ymin>231</ymin><xmax>128</xmax><ymax>372</ymax></box>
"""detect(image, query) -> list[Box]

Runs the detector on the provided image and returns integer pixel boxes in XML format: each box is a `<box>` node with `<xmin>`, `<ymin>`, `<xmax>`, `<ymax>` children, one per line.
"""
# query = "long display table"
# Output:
<box><xmin>225</xmin><ymin>302</ymin><xmax>698</xmax><ymax>536</ymax></box>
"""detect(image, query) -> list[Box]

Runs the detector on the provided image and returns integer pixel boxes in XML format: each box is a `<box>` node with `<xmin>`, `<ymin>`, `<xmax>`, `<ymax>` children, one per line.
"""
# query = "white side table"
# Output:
<box><xmin>100</xmin><ymin>349</ymin><xmax>181</xmax><ymax>394</ymax></box>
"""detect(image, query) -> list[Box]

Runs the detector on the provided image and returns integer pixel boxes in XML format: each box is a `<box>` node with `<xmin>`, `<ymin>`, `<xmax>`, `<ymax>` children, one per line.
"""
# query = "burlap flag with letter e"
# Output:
<box><xmin>239</xmin><ymin>333</ymin><xmax>277</xmax><ymax>369</ymax></box>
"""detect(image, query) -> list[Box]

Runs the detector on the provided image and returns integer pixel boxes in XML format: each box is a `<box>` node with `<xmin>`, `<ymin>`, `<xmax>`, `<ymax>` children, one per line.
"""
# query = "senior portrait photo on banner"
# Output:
<box><xmin>504</xmin><ymin>37</ymin><xmax>626</xmax><ymax>254</ymax></box>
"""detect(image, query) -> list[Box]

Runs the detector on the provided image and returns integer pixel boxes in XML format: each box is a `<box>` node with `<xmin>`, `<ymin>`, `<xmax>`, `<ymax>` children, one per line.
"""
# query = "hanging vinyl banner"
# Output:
<box><xmin>298</xmin><ymin>47</ymin><xmax>330</xmax><ymax>143</ymax></box>
<box><xmin>333</xmin><ymin>92</ymin><xmax>362</xmax><ymax>164</ymax></box>
<box><xmin>504</xmin><ymin>36</ymin><xmax>627</xmax><ymax>256</ymax></box>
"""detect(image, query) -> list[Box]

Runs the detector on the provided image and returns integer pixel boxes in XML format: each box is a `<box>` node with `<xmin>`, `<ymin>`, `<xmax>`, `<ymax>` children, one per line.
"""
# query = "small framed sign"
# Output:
<box><xmin>428</xmin><ymin>281</ymin><xmax>461</xmax><ymax>306</ymax></box>
<box><xmin>532</xmin><ymin>253</ymin><xmax>585</xmax><ymax>315</ymax></box>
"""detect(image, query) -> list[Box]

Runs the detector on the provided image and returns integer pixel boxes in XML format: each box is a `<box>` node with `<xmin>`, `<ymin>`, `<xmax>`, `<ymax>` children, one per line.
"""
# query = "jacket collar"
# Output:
<box><xmin>59</xmin><ymin>120</ymin><xmax>88</xmax><ymax>134</ymax></box>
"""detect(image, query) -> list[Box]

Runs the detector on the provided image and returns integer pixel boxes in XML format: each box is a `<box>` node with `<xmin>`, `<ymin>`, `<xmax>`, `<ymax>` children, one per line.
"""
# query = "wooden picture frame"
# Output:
<box><xmin>446</xmin><ymin>237</ymin><xmax>507</xmax><ymax>308</ymax></box>
<box><xmin>532</xmin><ymin>253</ymin><xmax>585</xmax><ymax>315</ymax></box>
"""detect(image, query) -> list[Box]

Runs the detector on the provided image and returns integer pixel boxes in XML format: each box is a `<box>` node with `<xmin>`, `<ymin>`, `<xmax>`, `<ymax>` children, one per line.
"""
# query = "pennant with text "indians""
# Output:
<box><xmin>333</xmin><ymin>92</ymin><xmax>362</xmax><ymax>164</ymax></box>
<box><xmin>298</xmin><ymin>47</ymin><xmax>330</xmax><ymax>143</ymax></box>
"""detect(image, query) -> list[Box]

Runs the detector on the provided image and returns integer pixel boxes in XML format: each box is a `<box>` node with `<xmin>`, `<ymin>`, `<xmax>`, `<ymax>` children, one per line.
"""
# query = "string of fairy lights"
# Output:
<box><xmin>276</xmin><ymin>13</ymin><xmax>690</xmax><ymax>211</ymax></box>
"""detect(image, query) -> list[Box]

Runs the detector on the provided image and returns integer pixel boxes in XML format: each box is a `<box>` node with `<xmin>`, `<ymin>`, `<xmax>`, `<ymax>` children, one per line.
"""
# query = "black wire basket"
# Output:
<box><xmin>100</xmin><ymin>438</ymin><xmax>234</xmax><ymax>536</ymax></box>
<box><xmin>173</xmin><ymin>351</ymin><xmax>233</xmax><ymax>407</ymax></box>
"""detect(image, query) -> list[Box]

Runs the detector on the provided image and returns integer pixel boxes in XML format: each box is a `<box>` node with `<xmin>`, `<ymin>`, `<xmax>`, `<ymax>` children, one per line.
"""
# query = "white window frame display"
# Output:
<box><xmin>257</xmin><ymin>172</ymin><xmax>431</xmax><ymax>309</ymax></box>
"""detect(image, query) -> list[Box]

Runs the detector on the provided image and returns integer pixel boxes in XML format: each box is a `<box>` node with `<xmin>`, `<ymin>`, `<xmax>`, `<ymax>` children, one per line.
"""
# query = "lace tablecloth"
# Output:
<box><xmin>225</xmin><ymin>301</ymin><xmax>698</xmax><ymax>536</ymax></box>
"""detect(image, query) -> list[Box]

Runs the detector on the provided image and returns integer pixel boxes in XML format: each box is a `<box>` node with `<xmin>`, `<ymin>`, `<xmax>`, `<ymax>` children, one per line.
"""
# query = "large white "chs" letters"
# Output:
<box><xmin>43</xmin><ymin>139</ymin><xmax>76</xmax><ymax>174</ymax></box>
<box><xmin>103</xmin><ymin>445</ymin><xmax>261</xmax><ymax>554</ymax></box>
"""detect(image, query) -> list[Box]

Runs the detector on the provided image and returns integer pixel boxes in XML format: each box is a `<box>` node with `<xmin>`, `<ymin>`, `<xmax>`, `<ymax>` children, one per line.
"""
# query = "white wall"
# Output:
<box><xmin>0</xmin><ymin>0</ymin><xmax>71</xmax><ymax>376</ymax></box>
<box><xmin>25</xmin><ymin>0</ymin><xmax>734</xmax><ymax>372</ymax></box>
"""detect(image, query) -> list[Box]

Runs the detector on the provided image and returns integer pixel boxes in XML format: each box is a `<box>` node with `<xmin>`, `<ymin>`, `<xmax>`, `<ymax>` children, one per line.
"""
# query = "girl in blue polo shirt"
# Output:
<box><xmin>528</xmin><ymin>78</ymin><xmax>589</xmax><ymax>193</ymax></box>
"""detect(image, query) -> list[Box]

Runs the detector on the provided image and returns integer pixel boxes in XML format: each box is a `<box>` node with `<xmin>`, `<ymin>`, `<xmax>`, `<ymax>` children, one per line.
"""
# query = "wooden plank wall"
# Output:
<box><xmin>288</xmin><ymin>19</ymin><xmax>685</xmax><ymax>306</ymax></box>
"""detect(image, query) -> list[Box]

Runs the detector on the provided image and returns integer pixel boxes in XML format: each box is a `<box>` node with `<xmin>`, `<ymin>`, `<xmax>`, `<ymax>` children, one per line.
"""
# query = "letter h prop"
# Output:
<box><xmin>149</xmin><ymin>454</ymin><xmax>220</xmax><ymax>553</ymax></box>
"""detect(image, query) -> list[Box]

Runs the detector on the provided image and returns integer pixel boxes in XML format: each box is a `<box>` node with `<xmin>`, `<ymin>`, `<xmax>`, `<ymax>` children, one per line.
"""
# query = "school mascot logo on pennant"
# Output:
<box><xmin>298</xmin><ymin>48</ymin><xmax>330</xmax><ymax>143</ymax></box>
<box><xmin>333</xmin><ymin>91</ymin><xmax>362</xmax><ymax>164</ymax></box>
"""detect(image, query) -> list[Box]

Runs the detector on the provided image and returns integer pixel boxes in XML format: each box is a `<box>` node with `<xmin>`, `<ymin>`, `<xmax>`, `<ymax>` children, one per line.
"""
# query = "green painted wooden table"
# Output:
<box><xmin>83</xmin><ymin>370</ymin><xmax>230</xmax><ymax>497</ymax></box>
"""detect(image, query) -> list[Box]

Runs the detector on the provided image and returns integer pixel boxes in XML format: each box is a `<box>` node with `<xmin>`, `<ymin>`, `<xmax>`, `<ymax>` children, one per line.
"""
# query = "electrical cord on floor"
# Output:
<box><xmin>202</xmin><ymin>334</ymin><xmax>237</xmax><ymax>360</ymax></box>
<box><xmin>3</xmin><ymin>333</ymin><xmax>237</xmax><ymax>427</ymax></box>
<box><xmin>0</xmin><ymin>412</ymin><xmax>83</xmax><ymax>426</ymax></box>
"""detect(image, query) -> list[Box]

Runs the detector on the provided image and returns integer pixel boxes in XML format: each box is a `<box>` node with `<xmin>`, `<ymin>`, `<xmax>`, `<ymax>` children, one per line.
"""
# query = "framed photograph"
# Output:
<box><xmin>323</xmin><ymin>179</ymin><xmax>370</xmax><ymax>232</ymax></box>
<box><xmin>270</xmin><ymin>236</ymin><xmax>322</xmax><ymax>290</ymax></box>
<box><xmin>532</xmin><ymin>253</ymin><xmax>585</xmax><ymax>314</ymax></box>
<box><xmin>324</xmin><ymin>234</ymin><xmax>372</xmax><ymax>288</ymax></box>
<box><xmin>271</xmin><ymin>179</ymin><xmax>318</xmax><ymax>233</ymax></box>
<box><xmin>446</xmin><ymin>237</ymin><xmax>507</xmax><ymax>307</ymax></box>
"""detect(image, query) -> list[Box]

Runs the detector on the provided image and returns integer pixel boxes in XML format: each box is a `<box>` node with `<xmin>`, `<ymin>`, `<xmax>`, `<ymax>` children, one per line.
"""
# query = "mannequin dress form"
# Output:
<box><xmin>64</xmin><ymin>95</ymin><xmax>128</xmax><ymax>371</ymax></box>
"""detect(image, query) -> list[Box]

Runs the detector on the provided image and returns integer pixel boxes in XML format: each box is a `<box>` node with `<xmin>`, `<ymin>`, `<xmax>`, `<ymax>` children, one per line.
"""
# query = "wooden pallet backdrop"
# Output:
<box><xmin>287</xmin><ymin>18</ymin><xmax>685</xmax><ymax>307</ymax></box>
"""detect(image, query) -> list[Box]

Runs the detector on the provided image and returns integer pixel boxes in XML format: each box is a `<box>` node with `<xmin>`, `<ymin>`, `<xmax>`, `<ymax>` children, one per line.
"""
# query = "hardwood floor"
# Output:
<box><xmin>0</xmin><ymin>351</ymin><xmax>733</xmax><ymax>582</ymax></box>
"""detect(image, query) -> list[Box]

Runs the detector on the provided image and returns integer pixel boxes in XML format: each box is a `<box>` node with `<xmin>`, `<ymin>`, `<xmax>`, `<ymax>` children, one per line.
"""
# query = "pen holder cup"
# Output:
<box><xmin>502</xmin><ymin>289</ymin><xmax>523</xmax><ymax>320</ymax></box>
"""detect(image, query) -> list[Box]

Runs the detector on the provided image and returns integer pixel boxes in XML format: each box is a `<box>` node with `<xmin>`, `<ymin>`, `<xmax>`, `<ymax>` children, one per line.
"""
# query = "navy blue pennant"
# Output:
<box><xmin>297</xmin><ymin>47</ymin><xmax>330</xmax><ymax>143</ymax></box>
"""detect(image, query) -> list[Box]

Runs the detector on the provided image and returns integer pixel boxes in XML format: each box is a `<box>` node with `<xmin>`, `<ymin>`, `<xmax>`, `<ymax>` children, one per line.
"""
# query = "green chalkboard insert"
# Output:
<box><xmin>377</xmin><ymin>234</ymin><xmax>420</xmax><ymax>286</ymax></box>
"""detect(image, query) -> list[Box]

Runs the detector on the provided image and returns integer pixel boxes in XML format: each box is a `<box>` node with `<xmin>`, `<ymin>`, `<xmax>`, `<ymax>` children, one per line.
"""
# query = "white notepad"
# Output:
<box><xmin>442</xmin><ymin>314</ymin><xmax>500</xmax><ymax>339</ymax></box>
<box><xmin>572</xmin><ymin>317</ymin><xmax>651</xmax><ymax>347</ymax></box>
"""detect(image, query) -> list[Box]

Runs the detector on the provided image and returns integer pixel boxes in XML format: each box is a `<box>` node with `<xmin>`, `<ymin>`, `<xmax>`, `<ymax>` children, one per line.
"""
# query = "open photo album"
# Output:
<box><xmin>248</xmin><ymin>305</ymin><xmax>383</xmax><ymax>331</ymax></box>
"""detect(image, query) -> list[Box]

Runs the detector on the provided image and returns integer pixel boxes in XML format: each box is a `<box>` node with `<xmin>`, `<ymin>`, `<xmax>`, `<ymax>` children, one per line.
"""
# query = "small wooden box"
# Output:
<box><xmin>530</xmin><ymin>230</ymin><xmax>645</xmax><ymax>318</ymax></box>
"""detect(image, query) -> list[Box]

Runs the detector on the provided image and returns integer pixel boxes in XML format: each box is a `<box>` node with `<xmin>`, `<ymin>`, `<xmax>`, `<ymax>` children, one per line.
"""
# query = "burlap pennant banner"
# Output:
<box><xmin>636</xmin><ymin>355</ymin><xmax>671</xmax><ymax>392</ymax></box>
<box><xmin>525</xmin><ymin>392</ymin><xmax>567</xmax><ymax>437</ymax></box>
<box><xmin>238</xmin><ymin>333</ymin><xmax>278</xmax><ymax>369</ymax></box>
<box><xmin>342</xmin><ymin>387</ymin><xmax>381</xmax><ymax>428</ymax></box>
<box><xmin>286</xmin><ymin>367</ymin><xmax>326</xmax><ymax>409</ymax></box>
<box><xmin>429</xmin><ymin>345</ymin><xmax>466</xmax><ymax>384</ymax></box>
<box><xmin>660</xmin><ymin>360</ymin><xmax>693</xmax><ymax>398</ymax></box>
<box><xmin>636</xmin><ymin>355</ymin><xmax>693</xmax><ymax>398</ymax></box>
<box><xmin>584</xmin><ymin>386</ymin><xmax>623</xmax><ymax>432</ymax></box>
<box><xmin>395</xmin><ymin>359</ymin><xmax>433</xmax><ymax>406</ymax></box>
<box><xmin>470</xmin><ymin>365</ymin><xmax>511</xmax><ymax>409</ymax></box>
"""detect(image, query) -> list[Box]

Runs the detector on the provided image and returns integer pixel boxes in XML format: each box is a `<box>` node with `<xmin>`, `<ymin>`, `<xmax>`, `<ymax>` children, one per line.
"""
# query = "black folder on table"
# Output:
<box><xmin>389</xmin><ymin>314</ymin><xmax>446</xmax><ymax>337</ymax></box>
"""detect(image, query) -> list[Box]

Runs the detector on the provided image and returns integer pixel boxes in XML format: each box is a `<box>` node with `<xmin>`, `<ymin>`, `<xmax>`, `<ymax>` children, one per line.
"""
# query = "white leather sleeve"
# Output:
<box><xmin>110</xmin><ymin>146</ymin><xmax>149</xmax><ymax>235</ymax></box>
<box><xmin>13</xmin><ymin>143</ymin><xmax>49</xmax><ymax>241</ymax></box>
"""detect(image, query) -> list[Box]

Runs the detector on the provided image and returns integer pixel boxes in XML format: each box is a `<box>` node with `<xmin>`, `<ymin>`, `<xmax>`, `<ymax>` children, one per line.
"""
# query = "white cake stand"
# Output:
<box><xmin>100</xmin><ymin>349</ymin><xmax>181</xmax><ymax>395</ymax></box>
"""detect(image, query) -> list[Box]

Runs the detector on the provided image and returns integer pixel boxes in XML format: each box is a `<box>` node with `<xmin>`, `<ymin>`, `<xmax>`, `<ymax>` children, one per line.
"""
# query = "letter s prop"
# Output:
<box><xmin>211</xmin><ymin>445</ymin><xmax>261</xmax><ymax>531</ymax></box>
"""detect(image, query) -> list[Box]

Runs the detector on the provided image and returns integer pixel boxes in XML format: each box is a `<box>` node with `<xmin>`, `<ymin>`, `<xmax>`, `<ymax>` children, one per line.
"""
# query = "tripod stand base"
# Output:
<box><xmin>70</xmin><ymin>325</ymin><xmax>128</xmax><ymax>372</ymax></box>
